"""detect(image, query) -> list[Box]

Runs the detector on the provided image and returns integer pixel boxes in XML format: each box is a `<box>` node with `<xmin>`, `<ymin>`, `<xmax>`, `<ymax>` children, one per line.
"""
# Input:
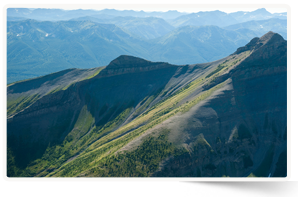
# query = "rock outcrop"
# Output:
<box><xmin>97</xmin><ymin>55</ymin><xmax>174</xmax><ymax>77</ymax></box>
<box><xmin>151</xmin><ymin>31</ymin><xmax>287</xmax><ymax>177</ymax></box>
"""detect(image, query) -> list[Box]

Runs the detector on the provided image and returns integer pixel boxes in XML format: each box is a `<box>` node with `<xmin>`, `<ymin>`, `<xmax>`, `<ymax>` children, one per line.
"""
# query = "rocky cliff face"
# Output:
<box><xmin>97</xmin><ymin>55</ymin><xmax>174</xmax><ymax>77</ymax></box>
<box><xmin>7</xmin><ymin>56</ymin><xmax>181</xmax><ymax>173</ymax></box>
<box><xmin>150</xmin><ymin>31</ymin><xmax>287</xmax><ymax>177</ymax></box>
<box><xmin>7</xmin><ymin>31</ymin><xmax>287</xmax><ymax>177</ymax></box>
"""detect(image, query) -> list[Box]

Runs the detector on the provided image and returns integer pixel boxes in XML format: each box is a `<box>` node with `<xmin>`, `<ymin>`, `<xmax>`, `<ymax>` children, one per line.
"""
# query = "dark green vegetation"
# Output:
<box><xmin>7</xmin><ymin>32</ymin><xmax>287</xmax><ymax>178</ymax></box>
<box><xmin>7</xmin><ymin>8</ymin><xmax>287</xmax><ymax>84</ymax></box>
<box><xmin>80</xmin><ymin>129</ymin><xmax>179</xmax><ymax>177</ymax></box>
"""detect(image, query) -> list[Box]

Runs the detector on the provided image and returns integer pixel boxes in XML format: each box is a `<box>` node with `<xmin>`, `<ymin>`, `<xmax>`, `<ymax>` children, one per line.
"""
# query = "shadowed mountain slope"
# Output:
<box><xmin>149</xmin><ymin>31</ymin><xmax>287</xmax><ymax>177</ymax></box>
<box><xmin>7</xmin><ymin>32</ymin><xmax>286</xmax><ymax>178</ymax></box>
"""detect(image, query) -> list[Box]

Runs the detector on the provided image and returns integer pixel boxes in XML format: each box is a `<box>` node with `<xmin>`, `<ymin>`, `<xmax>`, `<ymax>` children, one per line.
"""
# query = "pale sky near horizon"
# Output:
<box><xmin>26</xmin><ymin>6</ymin><xmax>287</xmax><ymax>14</ymax></box>
<box><xmin>8</xmin><ymin>0</ymin><xmax>287</xmax><ymax>13</ymax></box>
<box><xmin>3</xmin><ymin>0</ymin><xmax>290</xmax><ymax>14</ymax></box>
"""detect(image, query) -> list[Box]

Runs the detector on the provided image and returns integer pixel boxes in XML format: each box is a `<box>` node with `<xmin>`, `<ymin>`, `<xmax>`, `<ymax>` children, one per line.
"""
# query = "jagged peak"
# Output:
<box><xmin>233</xmin><ymin>31</ymin><xmax>285</xmax><ymax>54</ymax></box>
<box><xmin>259</xmin><ymin>31</ymin><xmax>284</xmax><ymax>44</ymax></box>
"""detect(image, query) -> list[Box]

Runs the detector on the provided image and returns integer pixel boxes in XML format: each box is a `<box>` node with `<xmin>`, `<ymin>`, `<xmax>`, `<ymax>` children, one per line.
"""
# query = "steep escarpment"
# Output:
<box><xmin>234</xmin><ymin>31</ymin><xmax>286</xmax><ymax>67</ymax></box>
<box><xmin>8</xmin><ymin>55</ymin><xmax>214</xmax><ymax>177</ymax></box>
<box><xmin>95</xmin><ymin>31</ymin><xmax>286</xmax><ymax>178</ymax></box>
<box><xmin>7</xmin><ymin>31</ymin><xmax>287</xmax><ymax>178</ymax></box>
<box><xmin>147</xmin><ymin>31</ymin><xmax>287</xmax><ymax>177</ymax></box>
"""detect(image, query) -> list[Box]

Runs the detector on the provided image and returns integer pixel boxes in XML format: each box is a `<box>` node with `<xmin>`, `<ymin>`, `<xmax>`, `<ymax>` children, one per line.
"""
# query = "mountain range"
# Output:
<box><xmin>7</xmin><ymin>8</ymin><xmax>286</xmax><ymax>23</ymax></box>
<box><xmin>7</xmin><ymin>31</ymin><xmax>287</xmax><ymax>177</ymax></box>
<box><xmin>70</xmin><ymin>16</ymin><xmax>175</xmax><ymax>40</ymax></box>
<box><xmin>7</xmin><ymin>14</ymin><xmax>286</xmax><ymax>84</ymax></box>
<box><xmin>7</xmin><ymin>20</ymin><xmax>149</xmax><ymax>83</ymax></box>
<box><xmin>224</xmin><ymin>18</ymin><xmax>287</xmax><ymax>40</ymax></box>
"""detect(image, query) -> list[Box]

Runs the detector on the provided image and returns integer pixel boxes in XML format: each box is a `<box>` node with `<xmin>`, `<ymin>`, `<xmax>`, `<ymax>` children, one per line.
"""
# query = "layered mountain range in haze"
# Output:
<box><xmin>7</xmin><ymin>8</ymin><xmax>287</xmax><ymax>83</ymax></box>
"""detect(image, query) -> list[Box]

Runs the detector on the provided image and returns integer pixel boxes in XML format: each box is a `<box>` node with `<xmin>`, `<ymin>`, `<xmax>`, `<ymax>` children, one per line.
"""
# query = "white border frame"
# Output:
<box><xmin>3</xmin><ymin>3</ymin><xmax>291</xmax><ymax>182</ymax></box>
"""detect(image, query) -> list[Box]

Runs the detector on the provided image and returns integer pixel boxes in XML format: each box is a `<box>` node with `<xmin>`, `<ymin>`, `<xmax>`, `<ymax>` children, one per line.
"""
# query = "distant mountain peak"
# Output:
<box><xmin>253</xmin><ymin>8</ymin><xmax>271</xmax><ymax>14</ymax></box>
<box><xmin>261</xmin><ymin>8</ymin><xmax>266</xmax><ymax>10</ymax></box>
<box><xmin>256</xmin><ymin>8</ymin><xmax>267</xmax><ymax>11</ymax></box>
<box><xmin>107</xmin><ymin>55</ymin><xmax>151</xmax><ymax>69</ymax></box>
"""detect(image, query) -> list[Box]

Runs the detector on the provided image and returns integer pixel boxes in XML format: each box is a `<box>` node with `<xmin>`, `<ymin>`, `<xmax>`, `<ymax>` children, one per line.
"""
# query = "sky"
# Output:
<box><xmin>5</xmin><ymin>0</ymin><xmax>287</xmax><ymax>13</ymax></box>
<box><xmin>58</xmin><ymin>6</ymin><xmax>287</xmax><ymax>14</ymax></box>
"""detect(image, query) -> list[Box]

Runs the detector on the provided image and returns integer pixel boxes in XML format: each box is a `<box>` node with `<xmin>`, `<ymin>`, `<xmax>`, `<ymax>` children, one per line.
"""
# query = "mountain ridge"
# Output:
<box><xmin>234</xmin><ymin>31</ymin><xmax>285</xmax><ymax>54</ymax></box>
<box><xmin>96</xmin><ymin>55</ymin><xmax>175</xmax><ymax>78</ymax></box>
<box><xmin>7</xmin><ymin>31</ymin><xmax>287</xmax><ymax>177</ymax></box>
<box><xmin>7</xmin><ymin>12</ymin><xmax>287</xmax><ymax>84</ymax></box>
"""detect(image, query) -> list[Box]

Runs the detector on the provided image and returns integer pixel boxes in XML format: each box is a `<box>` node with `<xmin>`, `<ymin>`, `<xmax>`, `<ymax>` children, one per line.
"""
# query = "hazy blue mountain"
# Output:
<box><xmin>148</xmin><ymin>25</ymin><xmax>258</xmax><ymax>64</ymax></box>
<box><xmin>7</xmin><ymin>16</ymin><xmax>28</xmax><ymax>21</ymax></box>
<box><xmin>77</xmin><ymin>14</ymin><xmax>117</xmax><ymax>20</ymax></box>
<box><xmin>229</xmin><ymin>8</ymin><xmax>286</xmax><ymax>23</ymax></box>
<box><xmin>8</xmin><ymin>17</ymin><xmax>286</xmax><ymax>83</ymax></box>
<box><xmin>7</xmin><ymin>8</ymin><xmax>187</xmax><ymax>21</ymax></box>
<box><xmin>224</xmin><ymin>18</ymin><xmax>287</xmax><ymax>40</ymax></box>
<box><xmin>7</xmin><ymin>19</ymin><xmax>150</xmax><ymax>83</ymax></box>
<box><xmin>148</xmin><ymin>10</ymin><xmax>187</xmax><ymax>19</ymax></box>
<box><xmin>72</xmin><ymin>16</ymin><xmax>175</xmax><ymax>39</ymax></box>
<box><xmin>92</xmin><ymin>9</ymin><xmax>186</xmax><ymax>19</ymax></box>
<box><xmin>7</xmin><ymin>8</ymin><xmax>101</xmax><ymax>21</ymax></box>
<box><xmin>273</xmin><ymin>12</ymin><xmax>287</xmax><ymax>19</ymax></box>
<box><xmin>170</xmin><ymin>10</ymin><xmax>239</xmax><ymax>27</ymax></box>
<box><xmin>171</xmin><ymin>8</ymin><xmax>287</xmax><ymax>28</ymax></box>
<box><xmin>7</xmin><ymin>8</ymin><xmax>32</xmax><ymax>17</ymax></box>
<box><xmin>229</xmin><ymin>8</ymin><xmax>272</xmax><ymax>22</ymax></box>
<box><xmin>8</xmin><ymin>8</ymin><xmax>286</xmax><ymax>24</ymax></box>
